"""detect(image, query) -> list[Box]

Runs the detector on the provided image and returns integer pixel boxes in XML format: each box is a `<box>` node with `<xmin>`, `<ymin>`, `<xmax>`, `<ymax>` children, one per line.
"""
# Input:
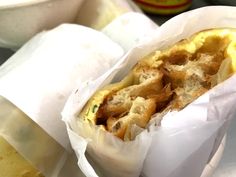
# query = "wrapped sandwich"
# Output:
<box><xmin>0</xmin><ymin>24</ymin><xmax>125</xmax><ymax>177</ymax></box>
<box><xmin>62</xmin><ymin>7</ymin><xmax>236</xmax><ymax>177</ymax></box>
<box><xmin>79</xmin><ymin>28</ymin><xmax>236</xmax><ymax>141</ymax></box>
<box><xmin>62</xmin><ymin>28</ymin><xmax>236</xmax><ymax>177</ymax></box>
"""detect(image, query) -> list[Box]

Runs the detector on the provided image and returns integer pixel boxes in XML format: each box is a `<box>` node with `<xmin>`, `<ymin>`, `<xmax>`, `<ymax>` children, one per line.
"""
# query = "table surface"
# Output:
<box><xmin>0</xmin><ymin>0</ymin><xmax>236</xmax><ymax>177</ymax></box>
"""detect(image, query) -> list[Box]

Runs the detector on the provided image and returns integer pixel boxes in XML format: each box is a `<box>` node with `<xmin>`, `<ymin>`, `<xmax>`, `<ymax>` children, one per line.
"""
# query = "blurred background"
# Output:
<box><xmin>0</xmin><ymin>0</ymin><xmax>234</xmax><ymax>65</ymax></box>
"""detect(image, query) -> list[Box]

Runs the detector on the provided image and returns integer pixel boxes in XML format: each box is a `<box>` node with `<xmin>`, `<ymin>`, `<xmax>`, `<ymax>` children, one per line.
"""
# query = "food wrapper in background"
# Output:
<box><xmin>76</xmin><ymin>0</ymin><xmax>142</xmax><ymax>30</ymax></box>
<box><xmin>62</xmin><ymin>6</ymin><xmax>236</xmax><ymax>177</ymax></box>
<box><xmin>102</xmin><ymin>12</ymin><xmax>158</xmax><ymax>52</ymax></box>
<box><xmin>0</xmin><ymin>24</ymin><xmax>124</xmax><ymax>176</ymax></box>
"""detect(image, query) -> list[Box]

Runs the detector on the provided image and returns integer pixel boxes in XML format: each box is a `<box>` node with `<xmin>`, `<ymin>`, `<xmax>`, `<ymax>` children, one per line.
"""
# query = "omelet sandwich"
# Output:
<box><xmin>79</xmin><ymin>29</ymin><xmax>236</xmax><ymax>141</ymax></box>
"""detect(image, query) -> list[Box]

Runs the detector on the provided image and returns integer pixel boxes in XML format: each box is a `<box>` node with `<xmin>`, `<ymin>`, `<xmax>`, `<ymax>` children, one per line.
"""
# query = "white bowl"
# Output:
<box><xmin>0</xmin><ymin>0</ymin><xmax>84</xmax><ymax>49</ymax></box>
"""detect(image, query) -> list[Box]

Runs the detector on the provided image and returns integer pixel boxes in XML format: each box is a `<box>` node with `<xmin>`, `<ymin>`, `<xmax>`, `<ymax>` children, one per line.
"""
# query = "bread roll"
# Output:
<box><xmin>79</xmin><ymin>28</ymin><xmax>236</xmax><ymax>141</ymax></box>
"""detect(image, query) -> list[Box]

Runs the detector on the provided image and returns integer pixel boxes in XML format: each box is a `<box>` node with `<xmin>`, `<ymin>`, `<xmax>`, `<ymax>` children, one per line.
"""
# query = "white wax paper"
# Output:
<box><xmin>0</xmin><ymin>24</ymin><xmax>124</xmax><ymax>150</ymax></box>
<box><xmin>62</xmin><ymin>6</ymin><xmax>236</xmax><ymax>177</ymax></box>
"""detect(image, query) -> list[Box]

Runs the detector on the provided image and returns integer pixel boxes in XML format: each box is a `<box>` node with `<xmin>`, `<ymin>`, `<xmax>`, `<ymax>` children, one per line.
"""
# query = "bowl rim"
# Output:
<box><xmin>0</xmin><ymin>0</ymin><xmax>57</xmax><ymax>10</ymax></box>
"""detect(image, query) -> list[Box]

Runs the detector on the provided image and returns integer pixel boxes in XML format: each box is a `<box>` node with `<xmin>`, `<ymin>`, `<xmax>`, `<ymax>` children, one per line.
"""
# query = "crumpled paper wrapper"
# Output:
<box><xmin>62</xmin><ymin>6</ymin><xmax>236</xmax><ymax>177</ymax></box>
<box><xmin>0</xmin><ymin>24</ymin><xmax>124</xmax><ymax>176</ymax></box>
